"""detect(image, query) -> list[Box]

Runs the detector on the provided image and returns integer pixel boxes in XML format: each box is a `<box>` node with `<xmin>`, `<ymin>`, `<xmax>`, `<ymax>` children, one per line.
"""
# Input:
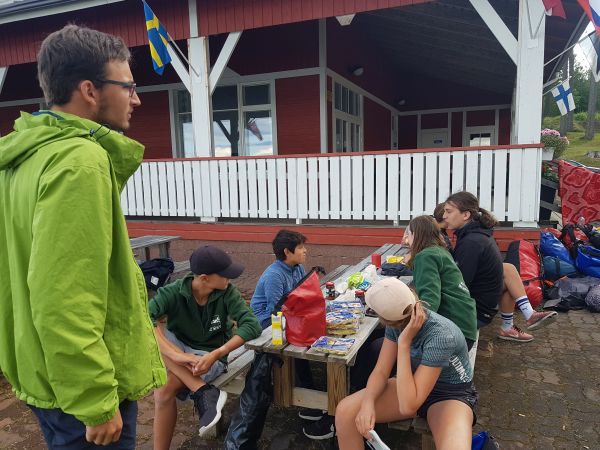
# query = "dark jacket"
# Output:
<box><xmin>453</xmin><ymin>221</ymin><xmax>503</xmax><ymax>325</ymax></box>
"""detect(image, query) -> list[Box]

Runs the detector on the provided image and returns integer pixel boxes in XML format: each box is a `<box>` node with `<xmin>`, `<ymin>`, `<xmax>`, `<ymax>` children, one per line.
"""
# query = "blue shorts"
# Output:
<box><xmin>164</xmin><ymin>328</ymin><xmax>226</xmax><ymax>384</ymax></box>
<box><xmin>29</xmin><ymin>400</ymin><xmax>137</xmax><ymax>450</ymax></box>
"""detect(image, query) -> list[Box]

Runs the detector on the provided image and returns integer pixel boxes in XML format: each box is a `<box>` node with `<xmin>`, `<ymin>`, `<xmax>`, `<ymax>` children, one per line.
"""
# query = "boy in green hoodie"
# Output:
<box><xmin>149</xmin><ymin>245</ymin><xmax>261</xmax><ymax>449</ymax></box>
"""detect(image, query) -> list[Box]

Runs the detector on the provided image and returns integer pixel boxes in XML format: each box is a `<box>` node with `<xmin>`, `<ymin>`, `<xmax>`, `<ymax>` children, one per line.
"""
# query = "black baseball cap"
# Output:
<box><xmin>189</xmin><ymin>245</ymin><xmax>244</xmax><ymax>279</ymax></box>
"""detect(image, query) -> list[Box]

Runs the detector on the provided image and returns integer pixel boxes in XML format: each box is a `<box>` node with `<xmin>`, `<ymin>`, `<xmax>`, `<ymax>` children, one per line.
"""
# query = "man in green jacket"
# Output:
<box><xmin>150</xmin><ymin>245</ymin><xmax>261</xmax><ymax>449</ymax></box>
<box><xmin>0</xmin><ymin>25</ymin><xmax>166</xmax><ymax>449</ymax></box>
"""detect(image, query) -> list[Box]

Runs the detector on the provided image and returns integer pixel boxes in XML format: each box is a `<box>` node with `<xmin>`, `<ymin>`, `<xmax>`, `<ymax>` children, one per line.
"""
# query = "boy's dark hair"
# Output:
<box><xmin>445</xmin><ymin>191</ymin><xmax>498</xmax><ymax>229</ymax></box>
<box><xmin>432</xmin><ymin>202</ymin><xmax>445</xmax><ymax>223</ymax></box>
<box><xmin>37</xmin><ymin>24</ymin><xmax>131</xmax><ymax>106</ymax></box>
<box><xmin>272</xmin><ymin>230</ymin><xmax>307</xmax><ymax>261</ymax></box>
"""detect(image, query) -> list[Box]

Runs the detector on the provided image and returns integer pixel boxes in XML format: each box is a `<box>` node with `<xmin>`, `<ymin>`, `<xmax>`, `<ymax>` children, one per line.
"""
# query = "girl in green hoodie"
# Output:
<box><xmin>405</xmin><ymin>215</ymin><xmax>478</xmax><ymax>349</ymax></box>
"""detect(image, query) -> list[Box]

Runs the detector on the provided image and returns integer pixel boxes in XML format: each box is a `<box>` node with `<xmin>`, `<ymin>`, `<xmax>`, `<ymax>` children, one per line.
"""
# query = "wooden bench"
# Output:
<box><xmin>388</xmin><ymin>331</ymin><xmax>479</xmax><ymax>450</ymax></box>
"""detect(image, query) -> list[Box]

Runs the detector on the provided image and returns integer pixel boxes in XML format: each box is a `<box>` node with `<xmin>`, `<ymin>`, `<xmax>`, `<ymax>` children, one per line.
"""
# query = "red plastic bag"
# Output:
<box><xmin>278</xmin><ymin>267</ymin><xmax>326</xmax><ymax>347</ymax></box>
<box><xmin>505</xmin><ymin>240</ymin><xmax>543</xmax><ymax>307</ymax></box>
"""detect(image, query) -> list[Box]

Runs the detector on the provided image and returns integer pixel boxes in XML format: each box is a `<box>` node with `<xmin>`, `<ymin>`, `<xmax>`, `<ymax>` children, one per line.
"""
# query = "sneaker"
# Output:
<box><xmin>298</xmin><ymin>408</ymin><xmax>325</xmax><ymax>421</ymax></box>
<box><xmin>303</xmin><ymin>414</ymin><xmax>335</xmax><ymax>440</ymax></box>
<box><xmin>190</xmin><ymin>384</ymin><xmax>228</xmax><ymax>437</ymax></box>
<box><xmin>526</xmin><ymin>310</ymin><xmax>558</xmax><ymax>331</ymax></box>
<box><xmin>497</xmin><ymin>325</ymin><xmax>534</xmax><ymax>342</ymax></box>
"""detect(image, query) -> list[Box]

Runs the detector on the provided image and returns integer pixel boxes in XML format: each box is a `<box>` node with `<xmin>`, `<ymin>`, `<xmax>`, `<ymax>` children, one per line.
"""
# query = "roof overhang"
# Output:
<box><xmin>0</xmin><ymin>0</ymin><xmax>126</xmax><ymax>25</ymax></box>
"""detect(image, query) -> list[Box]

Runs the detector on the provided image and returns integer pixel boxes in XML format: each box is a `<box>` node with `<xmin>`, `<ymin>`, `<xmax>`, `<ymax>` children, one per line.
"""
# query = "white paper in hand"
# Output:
<box><xmin>366</xmin><ymin>430</ymin><xmax>391</xmax><ymax>450</ymax></box>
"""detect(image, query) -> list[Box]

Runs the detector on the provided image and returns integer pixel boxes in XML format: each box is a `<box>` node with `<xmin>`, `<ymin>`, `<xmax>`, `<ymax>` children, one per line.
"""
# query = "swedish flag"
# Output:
<box><xmin>143</xmin><ymin>1</ymin><xmax>172</xmax><ymax>75</ymax></box>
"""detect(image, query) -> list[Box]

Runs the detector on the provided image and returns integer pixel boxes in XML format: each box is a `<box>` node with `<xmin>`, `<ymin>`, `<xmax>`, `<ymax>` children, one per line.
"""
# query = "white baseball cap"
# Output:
<box><xmin>365</xmin><ymin>278</ymin><xmax>416</xmax><ymax>321</ymax></box>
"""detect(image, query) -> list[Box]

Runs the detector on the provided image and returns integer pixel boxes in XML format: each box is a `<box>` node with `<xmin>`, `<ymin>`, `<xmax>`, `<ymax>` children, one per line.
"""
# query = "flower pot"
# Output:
<box><xmin>542</xmin><ymin>147</ymin><xmax>555</xmax><ymax>161</ymax></box>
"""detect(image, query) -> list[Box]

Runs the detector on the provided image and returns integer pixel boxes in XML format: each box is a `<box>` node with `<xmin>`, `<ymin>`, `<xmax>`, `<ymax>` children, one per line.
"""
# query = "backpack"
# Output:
<box><xmin>139</xmin><ymin>257</ymin><xmax>175</xmax><ymax>290</ymax></box>
<box><xmin>542</xmin><ymin>256</ymin><xmax>578</xmax><ymax>280</ymax></box>
<box><xmin>559</xmin><ymin>224</ymin><xmax>588</xmax><ymax>260</ymax></box>
<box><xmin>505</xmin><ymin>240</ymin><xmax>544</xmax><ymax>307</ymax></box>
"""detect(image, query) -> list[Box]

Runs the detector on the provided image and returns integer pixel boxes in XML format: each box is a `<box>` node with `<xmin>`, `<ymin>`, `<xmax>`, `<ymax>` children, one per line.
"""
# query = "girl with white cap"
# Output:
<box><xmin>335</xmin><ymin>278</ymin><xmax>477</xmax><ymax>450</ymax></box>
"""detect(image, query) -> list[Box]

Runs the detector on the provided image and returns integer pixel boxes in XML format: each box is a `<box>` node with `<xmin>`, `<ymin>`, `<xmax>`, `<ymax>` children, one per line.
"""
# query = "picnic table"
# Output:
<box><xmin>129</xmin><ymin>235</ymin><xmax>179</xmax><ymax>261</ymax></box>
<box><xmin>244</xmin><ymin>243</ymin><xmax>411</xmax><ymax>415</ymax></box>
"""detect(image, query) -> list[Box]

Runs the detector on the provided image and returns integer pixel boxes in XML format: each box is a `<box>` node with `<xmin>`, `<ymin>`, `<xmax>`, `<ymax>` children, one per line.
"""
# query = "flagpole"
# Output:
<box><xmin>165</xmin><ymin>33</ymin><xmax>201</xmax><ymax>78</ymax></box>
<box><xmin>141</xmin><ymin>0</ymin><xmax>201</xmax><ymax>78</ymax></box>
<box><xmin>544</xmin><ymin>30</ymin><xmax>595</xmax><ymax>67</ymax></box>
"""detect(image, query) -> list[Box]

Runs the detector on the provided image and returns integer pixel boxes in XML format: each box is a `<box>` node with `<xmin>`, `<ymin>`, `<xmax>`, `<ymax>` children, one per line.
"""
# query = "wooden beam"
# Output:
<box><xmin>189</xmin><ymin>36</ymin><xmax>213</xmax><ymax>157</ymax></box>
<box><xmin>469</xmin><ymin>0</ymin><xmax>518</xmax><ymax>64</ymax></box>
<box><xmin>0</xmin><ymin>67</ymin><xmax>7</xmax><ymax>97</ymax></box>
<box><xmin>166</xmin><ymin>46</ymin><xmax>191</xmax><ymax>93</ymax></box>
<box><xmin>512</xmin><ymin>0</ymin><xmax>545</xmax><ymax>225</ymax></box>
<box><xmin>209</xmin><ymin>31</ymin><xmax>241</xmax><ymax>95</ymax></box>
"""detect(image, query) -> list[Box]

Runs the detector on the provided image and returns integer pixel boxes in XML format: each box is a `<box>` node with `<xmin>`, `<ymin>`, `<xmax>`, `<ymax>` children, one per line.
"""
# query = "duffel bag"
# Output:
<box><xmin>576</xmin><ymin>244</ymin><xmax>600</xmax><ymax>278</ymax></box>
<box><xmin>505</xmin><ymin>239</ymin><xmax>544</xmax><ymax>307</ymax></box>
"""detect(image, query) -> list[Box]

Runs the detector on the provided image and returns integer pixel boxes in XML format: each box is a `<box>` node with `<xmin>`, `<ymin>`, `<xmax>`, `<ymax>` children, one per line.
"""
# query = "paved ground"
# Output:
<box><xmin>1</xmin><ymin>242</ymin><xmax>599</xmax><ymax>449</ymax></box>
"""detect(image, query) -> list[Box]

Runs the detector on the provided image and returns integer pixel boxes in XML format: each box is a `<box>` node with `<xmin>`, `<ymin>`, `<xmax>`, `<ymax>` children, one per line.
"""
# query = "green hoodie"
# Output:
<box><xmin>149</xmin><ymin>274</ymin><xmax>262</xmax><ymax>363</ymax></box>
<box><xmin>0</xmin><ymin>111</ymin><xmax>166</xmax><ymax>426</ymax></box>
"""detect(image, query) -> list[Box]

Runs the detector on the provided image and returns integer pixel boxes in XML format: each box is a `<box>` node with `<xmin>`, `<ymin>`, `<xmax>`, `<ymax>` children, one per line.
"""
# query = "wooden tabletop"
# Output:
<box><xmin>245</xmin><ymin>316</ymin><xmax>380</xmax><ymax>367</ymax></box>
<box><xmin>129</xmin><ymin>235</ymin><xmax>180</xmax><ymax>249</ymax></box>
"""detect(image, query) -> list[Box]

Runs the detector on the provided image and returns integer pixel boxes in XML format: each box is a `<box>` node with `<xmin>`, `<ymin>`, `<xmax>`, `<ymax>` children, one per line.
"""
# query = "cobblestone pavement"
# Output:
<box><xmin>2</xmin><ymin>253</ymin><xmax>599</xmax><ymax>450</ymax></box>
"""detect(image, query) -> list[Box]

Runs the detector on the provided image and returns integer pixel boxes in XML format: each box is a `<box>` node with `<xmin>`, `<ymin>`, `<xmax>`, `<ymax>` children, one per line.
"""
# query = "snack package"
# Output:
<box><xmin>386</xmin><ymin>255</ymin><xmax>404</xmax><ymax>264</ymax></box>
<box><xmin>328</xmin><ymin>300</ymin><xmax>365</xmax><ymax>316</ymax></box>
<box><xmin>311</xmin><ymin>336</ymin><xmax>355</xmax><ymax>355</ymax></box>
<box><xmin>346</xmin><ymin>272</ymin><xmax>365</xmax><ymax>289</ymax></box>
<box><xmin>326</xmin><ymin>310</ymin><xmax>360</xmax><ymax>328</ymax></box>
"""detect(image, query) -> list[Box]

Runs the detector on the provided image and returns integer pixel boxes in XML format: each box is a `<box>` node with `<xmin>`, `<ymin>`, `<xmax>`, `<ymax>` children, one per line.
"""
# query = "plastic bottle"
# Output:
<box><xmin>355</xmin><ymin>289</ymin><xmax>365</xmax><ymax>305</ymax></box>
<box><xmin>325</xmin><ymin>281</ymin><xmax>336</xmax><ymax>300</ymax></box>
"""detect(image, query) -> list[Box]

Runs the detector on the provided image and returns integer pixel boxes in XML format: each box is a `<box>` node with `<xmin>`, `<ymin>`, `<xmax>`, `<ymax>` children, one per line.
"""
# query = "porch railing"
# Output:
<box><xmin>121</xmin><ymin>144</ymin><xmax>543</xmax><ymax>225</ymax></box>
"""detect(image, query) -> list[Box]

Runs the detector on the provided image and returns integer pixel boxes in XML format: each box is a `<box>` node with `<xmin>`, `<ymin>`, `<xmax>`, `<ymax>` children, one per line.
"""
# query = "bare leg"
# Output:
<box><xmin>153</xmin><ymin>355</ymin><xmax>207</xmax><ymax>450</ymax></box>
<box><xmin>499</xmin><ymin>263</ymin><xmax>524</xmax><ymax>313</ymax></box>
<box><xmin>335</xmin><ymin>379</ymin><xmax>412</xmax><ymax>450</ymax></box>
<box><xmin>427</xmin><ymin>400</ymin><xmax>473</xmax><ymax>450</ymax></box>
<box><xmin>153</xmin><ymin>366</ymin><xmax>185</xmax><ymax>450</ymax></box>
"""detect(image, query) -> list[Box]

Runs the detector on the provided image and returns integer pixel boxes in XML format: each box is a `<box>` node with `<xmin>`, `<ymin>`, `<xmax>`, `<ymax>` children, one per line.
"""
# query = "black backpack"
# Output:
<box><xmin>139</xmin><ymin>257</ymin><xmax>175</xmax><ymax>290</ymax></box>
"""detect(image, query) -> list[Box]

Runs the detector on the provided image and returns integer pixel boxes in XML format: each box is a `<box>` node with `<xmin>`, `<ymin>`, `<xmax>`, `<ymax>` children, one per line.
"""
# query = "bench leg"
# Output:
<box><xmin>326</xmin><ymin>362</ymin><xmax>347</xmax><ymax>415</ymax></box>
<box><xmin>273</xmin><ymin>355</ymin><xmax>294</xmax><ymax>407</ymax></box>
<box><xmin>159</xmin><ymin>242</ymin><xmax>170</xmax><ymax>259</ymax></box>
<box><xmin>422</xmin><ymin>433</ymin><xmax>436</xmax><ymax>450</ymax></box>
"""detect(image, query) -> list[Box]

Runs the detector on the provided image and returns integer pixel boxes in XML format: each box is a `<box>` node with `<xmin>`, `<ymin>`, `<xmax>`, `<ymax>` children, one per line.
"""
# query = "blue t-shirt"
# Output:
<box><xmin>384</xmin><ymin>310</ymin><xmax>473</xmax><ymax>384</ymax></box>
<box><xmin>250</xmin><ymin>260</ymin><xmax>305</xmax><ymax>324</ymax></box>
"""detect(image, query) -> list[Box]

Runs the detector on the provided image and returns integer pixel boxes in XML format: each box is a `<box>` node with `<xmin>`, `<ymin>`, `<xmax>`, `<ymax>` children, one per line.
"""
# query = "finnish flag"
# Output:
<box><xmin>551</xmin><ymin>80</ymin><xmax>575</xmax><ymax>116</ymax></box>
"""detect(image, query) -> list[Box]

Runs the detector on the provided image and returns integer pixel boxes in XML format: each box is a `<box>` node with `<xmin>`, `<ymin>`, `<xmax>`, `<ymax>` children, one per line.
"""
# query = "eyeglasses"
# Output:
<box><xmin>97</xmin><ymin>79</ymin><xmax>137</xmax><ymax>97</ymax></box>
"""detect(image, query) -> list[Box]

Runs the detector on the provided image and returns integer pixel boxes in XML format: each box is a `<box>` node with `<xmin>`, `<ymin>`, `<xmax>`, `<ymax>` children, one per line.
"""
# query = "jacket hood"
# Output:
<box><xmin>456</xmin><ymin>220</ymin><xmax>493</xmax><ymax>239</ymax></box>
<box><xmin>0</xmin><ymin>110</ymin><xmax>144</xmax><ymax>186</ymax></box>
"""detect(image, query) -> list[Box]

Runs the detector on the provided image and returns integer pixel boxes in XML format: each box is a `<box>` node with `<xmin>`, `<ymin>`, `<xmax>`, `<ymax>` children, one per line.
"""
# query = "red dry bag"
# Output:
<box><xmin>275</xmin><ymin>266</ymin><xmax>326</xmax><ymax>347</ymax></box>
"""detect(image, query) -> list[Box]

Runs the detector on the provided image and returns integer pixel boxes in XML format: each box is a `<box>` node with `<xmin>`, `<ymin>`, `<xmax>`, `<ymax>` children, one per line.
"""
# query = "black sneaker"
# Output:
<box><xmin>190</xmin><ymin>384</ymin><xmax>228</xmax><ymax>437</ymax></box>
<box><xmin>298</xmin><ymin>408</ymin><xmax>325</xmax><ymax>421</ymax></box>
<box><xmin>303</xmin><ymin>414</ymin><xmax>335</xmax><ymax>440</ymax></box>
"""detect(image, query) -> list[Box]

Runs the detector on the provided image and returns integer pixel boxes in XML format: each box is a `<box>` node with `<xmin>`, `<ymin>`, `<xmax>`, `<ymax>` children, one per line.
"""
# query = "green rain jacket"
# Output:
<box><xmin>0</xmin><ymin>111</ymin><xmax>166</xmax><ymax>426</ymax></box>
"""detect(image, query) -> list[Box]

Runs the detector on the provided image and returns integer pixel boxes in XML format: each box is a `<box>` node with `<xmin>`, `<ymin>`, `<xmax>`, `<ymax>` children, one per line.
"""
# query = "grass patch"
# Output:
<box><xmin>563</xmin><ymin>130</ymin><xmax>600</xmax><ymax>168</ymax></box>
<box><xmin>543</xmin><ymin>115</ymin><xmax>600</xmax><ymax>167</ymax></box>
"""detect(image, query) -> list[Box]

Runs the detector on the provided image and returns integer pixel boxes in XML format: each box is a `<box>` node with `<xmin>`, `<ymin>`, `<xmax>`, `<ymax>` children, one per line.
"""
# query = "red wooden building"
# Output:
<box><xmin>0</xmin><ymin>0</ymin><xmax>587</xmax><ymax>246</ymax></box>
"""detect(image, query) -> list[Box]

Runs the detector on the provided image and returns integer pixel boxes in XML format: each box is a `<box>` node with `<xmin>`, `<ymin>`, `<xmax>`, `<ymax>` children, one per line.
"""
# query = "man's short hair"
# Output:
<box><xmin>37</xmin><ymin>24</ymin><xmax>131</xmax><ymax>106</ymax></box>
<box><xmin>272</xmin><ymin>230</ymin><xmax>307</xmax><ymax>261</ymax></box>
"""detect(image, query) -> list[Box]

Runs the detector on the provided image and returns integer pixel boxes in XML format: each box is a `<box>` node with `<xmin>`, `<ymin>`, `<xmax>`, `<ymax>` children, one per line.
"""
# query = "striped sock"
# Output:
<box><xmin>516</xmin><ymin>296</ymin><xmax>534</xmax><ymax>320</ymax></box>
<box><xmin>501</xmin><ymin>312</ymin><xmax>514</xmax><ymax>331</ymax></box>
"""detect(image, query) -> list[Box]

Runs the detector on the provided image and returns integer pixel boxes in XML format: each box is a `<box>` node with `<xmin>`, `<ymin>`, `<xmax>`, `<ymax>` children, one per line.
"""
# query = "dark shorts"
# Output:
<box><xmin>417</xmin><ymin>381</ymin><xmax>478</xmax><ymax>425</ymax></box>
<box><xmin>29</xmin><ymin>400</ymin><xmax>137</xmax><ymax>450</ymax></box>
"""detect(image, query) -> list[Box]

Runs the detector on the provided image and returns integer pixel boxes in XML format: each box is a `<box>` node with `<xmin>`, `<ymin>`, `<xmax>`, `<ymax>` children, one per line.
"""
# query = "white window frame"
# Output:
<box><xmin>332</xmin><ymin>80</ymin><xmax>363</xmax><ymax>152</ymax></box>
<box><xmin>170</xmin><ymin>80</ymin><xmax>278</xmax><ymax>157</ymax></box>
<box><xmin>464</xmin><ymin>125</ymin><xmax>497</xmax><ymax>146</ymax></box>
<box><xmin>238</xmin><ymin>80</ymin><xmax>278</xmax><ymax>156</ymax></box>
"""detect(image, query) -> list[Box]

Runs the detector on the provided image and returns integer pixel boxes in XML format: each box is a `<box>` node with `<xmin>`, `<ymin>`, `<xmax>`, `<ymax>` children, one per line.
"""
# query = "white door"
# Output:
<box><xmin>420</xmin><ymin>129</ymin><xmax>448</xmax><ymax>148</ymax></box>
